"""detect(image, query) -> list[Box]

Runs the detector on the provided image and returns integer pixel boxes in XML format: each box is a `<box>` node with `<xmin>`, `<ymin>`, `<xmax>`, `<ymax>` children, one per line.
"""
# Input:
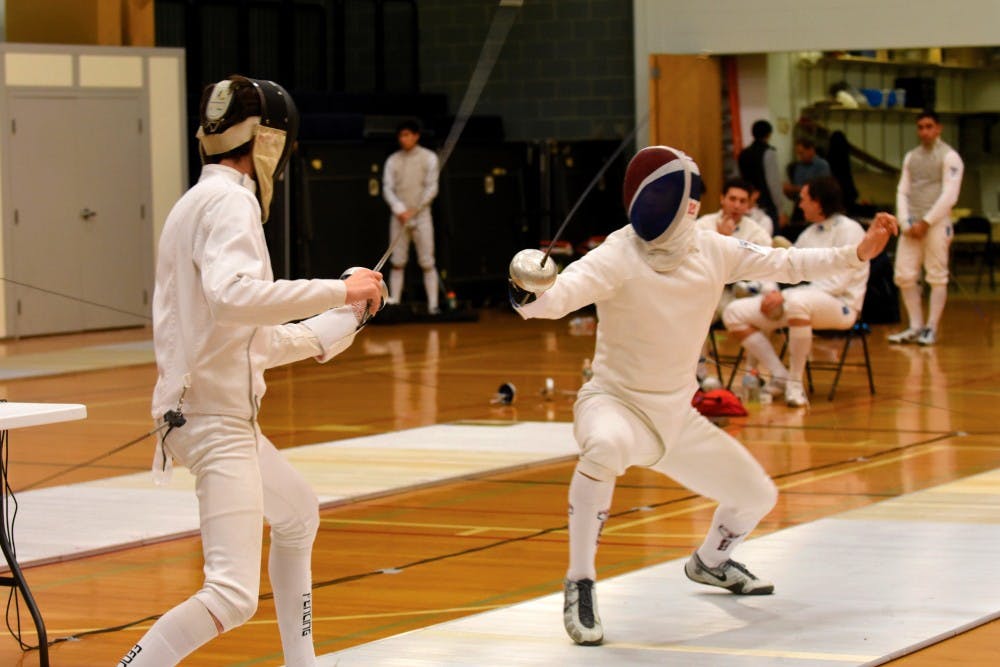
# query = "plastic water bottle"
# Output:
<box><xmin>741</xmin><ymin>369</ymin><xmax>762</xmax><ymax>404</ymax></box>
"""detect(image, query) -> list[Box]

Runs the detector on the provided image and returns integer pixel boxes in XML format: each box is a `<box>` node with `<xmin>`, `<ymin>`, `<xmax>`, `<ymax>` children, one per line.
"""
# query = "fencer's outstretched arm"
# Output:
<box><xmin>514</xmin><ymin>241</ymin><xmax>627</xmax><ymax>320</ymax></box>
<box><xmin>722</xmin><ymin>213</ymin><xmax>897</xmax><ymax>285</ymax></box>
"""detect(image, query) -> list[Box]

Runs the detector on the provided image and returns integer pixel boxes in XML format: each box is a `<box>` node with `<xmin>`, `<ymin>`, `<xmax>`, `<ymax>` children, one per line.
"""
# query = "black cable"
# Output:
<box><xmin>19</xmin><ymin>424</ymin><xmax>168</xmax><ymax>492</ymax></box>
<box><xmin>0</xmin><ymin>276</ymin><xmax>151</xmax><ymax>322</ymax></box>
<box><xmin>2</xmin><ymin>427</ymin><xmax>34</xmax><ymax>652</ymax></box>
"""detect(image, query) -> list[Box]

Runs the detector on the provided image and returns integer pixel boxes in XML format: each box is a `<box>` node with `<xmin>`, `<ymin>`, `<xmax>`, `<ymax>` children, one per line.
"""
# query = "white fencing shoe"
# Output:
<box><xmin>684</xmin><ymin>552</ymin><xmax>774</xmax><ymax>595</ymax></box>
<box><xmin>563</xmin><ymin>578</ymin><xmax>603</xmax><ymax>645</ymax></box>
<box><xmin>888</xmin><ymin>328</ymin><xmax>921</xmax><ymax>344</ymax></box>
<box><xmin>916</xmin><ymin>328</ymin><xmax>937</xmax><ymax>346</ymax></box>
<box><xmin>784</xmin><ymin>380</ymin><xmax>809</xmax><ymax>408</ymax></box>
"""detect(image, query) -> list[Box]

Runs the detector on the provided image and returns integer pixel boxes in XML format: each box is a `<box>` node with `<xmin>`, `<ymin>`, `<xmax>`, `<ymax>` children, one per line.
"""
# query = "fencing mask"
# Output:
<box><xmin>196</xmin><ymin>75</ymin><xmax>299</xmax><ymax>223</ymax></box>
<box><xmin>622</xmin><ymin>146</ymin><xmax>703</xmax><ymax>271</ymax></box>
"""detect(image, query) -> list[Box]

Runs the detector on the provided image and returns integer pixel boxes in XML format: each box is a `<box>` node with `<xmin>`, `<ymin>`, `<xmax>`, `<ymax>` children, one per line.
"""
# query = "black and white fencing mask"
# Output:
<box><xmin>196</xmin><ymin>76</ymin><xmax>299</xmax><ymax>222</ymax></box>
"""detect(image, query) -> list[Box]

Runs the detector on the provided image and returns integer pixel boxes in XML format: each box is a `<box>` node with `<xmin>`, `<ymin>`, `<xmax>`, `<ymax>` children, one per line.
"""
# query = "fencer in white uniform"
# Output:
<box><xmin>382</xmin><ymin>118</ymin><xmax>441</xmax><ymax>313</ymax></box>
<box><xmin>723</xmin><ymin>177</ymin><xmax>869</xmax><ymax>407</ymax></box>
<box><xmin>509</xmin><ymin>147</ymin><xmax>897</xmax><ymax>646</ymax></box>
<box><xmin>888</xmin><ymin>111</ymin><xmax>964</xmax><ymax>346</ymax></box>
<box><xmin>119</xmin><ymin>76</ymin><xmax>384</xmax><ymax>667</ymax></box>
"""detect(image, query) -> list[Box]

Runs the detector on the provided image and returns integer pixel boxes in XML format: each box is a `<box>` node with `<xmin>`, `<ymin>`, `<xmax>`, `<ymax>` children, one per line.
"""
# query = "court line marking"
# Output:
<box><xmin>414</xmin><ymin>628</ymin><xmax>877</xmax><ymax>662</ymax></box>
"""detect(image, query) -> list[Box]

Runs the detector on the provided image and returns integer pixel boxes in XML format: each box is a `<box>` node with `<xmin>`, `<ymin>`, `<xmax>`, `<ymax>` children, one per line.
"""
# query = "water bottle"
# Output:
<box><xmin>741</xmin><ymin>369</ymin><xmax>762</xmax><ymax>404</ymax></box>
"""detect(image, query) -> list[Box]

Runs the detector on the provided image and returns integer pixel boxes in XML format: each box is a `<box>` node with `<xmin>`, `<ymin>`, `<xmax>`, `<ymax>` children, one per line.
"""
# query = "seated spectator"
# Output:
<box><xmin>696</xmin><ymin>177</ymin><xmax>772</xmax><ymax>246</ymax></box>
<box><xmin>746</xmin><ymin>184</ymin><xmax>775</xmax><ymax>237</ymax></box>
<box><xmin>722</xmin><ymin>177</ymin><xmax>868</xmax><ymax>407</ymax></box>
<box><xmin>695</xmin><ymin>178</ymin><xmax>772</xmax><ymax>382</ymax></box>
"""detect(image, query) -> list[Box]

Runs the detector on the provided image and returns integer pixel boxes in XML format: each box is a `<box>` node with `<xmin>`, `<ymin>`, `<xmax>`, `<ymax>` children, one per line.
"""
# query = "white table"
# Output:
<box><xmin>0</xmin><ymin>402</ymin><xmax>87</xmax><ymax>667</ymax></box>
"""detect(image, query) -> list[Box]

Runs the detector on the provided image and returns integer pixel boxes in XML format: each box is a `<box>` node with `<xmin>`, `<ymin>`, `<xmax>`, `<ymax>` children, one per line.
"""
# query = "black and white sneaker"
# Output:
<box><xmin>563</xmin><ymin>578</ymin><xmax>603</xmax><ymax>645</ymax></box>
<box><xmin>684</xmin><ymin>552</ymin><xmax>774</xmax><ymax>595</ymax></box>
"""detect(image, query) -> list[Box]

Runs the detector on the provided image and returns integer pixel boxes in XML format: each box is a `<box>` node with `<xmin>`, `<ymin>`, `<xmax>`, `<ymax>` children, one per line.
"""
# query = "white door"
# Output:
<box><xmin>6</xmin><ymin>94</ymin><xmax>150</xmax><ymax>336</ymax></box>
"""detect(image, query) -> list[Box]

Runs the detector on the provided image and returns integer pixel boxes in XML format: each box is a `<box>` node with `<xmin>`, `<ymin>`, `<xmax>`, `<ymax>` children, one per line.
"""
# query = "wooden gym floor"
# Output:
<box><xmin>0</xmin><ymin>284</ymin><xmax>998</xmax><ymax>666</ymax></box>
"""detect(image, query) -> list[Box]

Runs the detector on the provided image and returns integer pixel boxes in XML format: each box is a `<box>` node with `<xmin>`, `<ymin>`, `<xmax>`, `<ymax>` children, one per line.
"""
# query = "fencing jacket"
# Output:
<box><xmin>896</xmin><ymin>139</ymin><xmax>963</xmax><ymax>227</ymax></box>
<box><xmin>518</xmin><ymin>225</ymin><xmax>866</xmax><ymax>412</ymax></box>
<box><xmin>152</xmin><ymin>164</ymin><xmax>357</xmax><ymax>421</ymax></box>
<box><xmin>382</xmin><ymin>145</ymin><xmax>439</xmax><ymax>221</ymax></box>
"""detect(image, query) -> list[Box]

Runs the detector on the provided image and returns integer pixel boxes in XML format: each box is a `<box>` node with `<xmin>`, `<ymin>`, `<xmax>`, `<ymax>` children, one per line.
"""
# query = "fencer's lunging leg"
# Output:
<box><xmin>121</xmin><ymin>417</ymin><xmax>265</xmax><ymax>665</ymax></box>
<box><xmin>260</xmin><ymin>434</ymin><xmax>320</xmax><ymax>667</ymax></box>
<box><xmin>653</xmin><ymin>412</ymin><xmax>777</xmax><ymax>568</ymax></box>
<box><xmin>566</xmin><ymin>468</ymin><xmax>615</xmax><ymax>581</ymax></box>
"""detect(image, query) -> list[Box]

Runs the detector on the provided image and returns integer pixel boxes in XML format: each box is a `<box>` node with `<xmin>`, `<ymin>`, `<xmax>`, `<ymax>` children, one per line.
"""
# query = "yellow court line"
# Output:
<box><xmin>321</xmin><ymin>517</ymin><xmax>539</xmax><ymax>534</ymax></box>
<box><xmin>30</xmin><ymin>604</ymin><xmax>510</xmax><ymax>637</ymax></box>
<box><xmin>420</xmin><ymin>629</ymin><xmax>876</xmax><ymax>662</ymax></box>
<box><xmin>321</xmin><ymin>444</ymin><xmax>953</xmax><ymax>538</ymax></box>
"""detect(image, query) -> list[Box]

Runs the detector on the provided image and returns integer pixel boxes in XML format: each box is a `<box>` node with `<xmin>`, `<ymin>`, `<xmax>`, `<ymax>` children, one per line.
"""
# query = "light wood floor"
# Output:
<box><xmin>0</xmin><ymin>290</ymin><xmax>998</xmax><ymax>666</ymax></box>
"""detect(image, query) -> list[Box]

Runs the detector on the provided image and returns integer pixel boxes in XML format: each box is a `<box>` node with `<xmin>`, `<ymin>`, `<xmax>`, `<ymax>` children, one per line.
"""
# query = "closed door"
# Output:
<box><xmin>649</xmin><ymin>54</ymin><xmax>723</xmax><ymax>205</ymax></box>
<box><xmin>7</xmin><ymin>94</ymin><xmax>149</xmax><ymax>336</ymax></box>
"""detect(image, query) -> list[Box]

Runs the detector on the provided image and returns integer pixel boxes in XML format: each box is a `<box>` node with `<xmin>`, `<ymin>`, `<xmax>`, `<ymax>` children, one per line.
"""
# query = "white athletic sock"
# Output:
<box><xmin>926</xmin><ymin>284</ymin><xmax>947</xmax><ymax>332</ymax></box>
<box><xmin>119</xmin><ymin>598</ymin><xmax>217</xmax><ymax>666</ymax></box>
<box><xmin>740</xmin><ymin>331</ymin><xmax>787</xmax><ymax>383</ymax></box>
<box><xmin>786</xmin><ymin>325</ymin><xmax>812</xmax><ymax>383</ymax></box>
<box><xmin>269</xmin><ymin>544</ymin><xmax>316</xmax><ymax>667</ymax></box>
<box><xmin>900</xmin><ymin>284</ymin><xmax>924</xmax><ymax>331</ymax></box>
<box><xmin>389</xmin><ymin>267</ymin><xmax>404</xmax><ymax>303</ymax></box>
<box><xmin>566</xmin><ymin>468</ymin><xmax>615</xmax><ymax>582</ymax></box>
<box><xmin>423</xmin><ymin>269</ymin><xmax>439</xmax><ymax>312</ymax></box>
<box><xmin>696</xmin><ymin>507</ymin><xmax>755</xmax><ymax>569</ymax></box>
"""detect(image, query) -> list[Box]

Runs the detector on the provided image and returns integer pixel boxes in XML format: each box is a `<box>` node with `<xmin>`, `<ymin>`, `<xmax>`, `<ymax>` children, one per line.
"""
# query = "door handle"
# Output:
<box><xmin>80</xmin><ymin>208</ymin><xmax>97</xmax><ymax>220</ymax></box>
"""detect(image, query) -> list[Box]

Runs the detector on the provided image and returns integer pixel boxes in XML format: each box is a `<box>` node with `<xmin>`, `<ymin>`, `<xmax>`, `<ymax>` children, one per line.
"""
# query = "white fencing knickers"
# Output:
<box><xmin>893</xmin><ymin>221</ymin><xmax>953</xmax><ymax>287</ymax></box>
<box><xmin>153</xmin><ymin>414</ymin><xmax>319</xmax><ymax>664</ymax></box>
<box><xmin>722</xmin><ymin>286</ymin><xmax>857</xmax><ymax>334</ymax></box>
<box><xmin>389</xmin><ymin>213</ymin><xmax>436</xmax><ymax>270</ymax></box>
<box><xmin>573</xmin><ymin>392</ymin><xmax>777</xmax><ymax>564</ymax></box>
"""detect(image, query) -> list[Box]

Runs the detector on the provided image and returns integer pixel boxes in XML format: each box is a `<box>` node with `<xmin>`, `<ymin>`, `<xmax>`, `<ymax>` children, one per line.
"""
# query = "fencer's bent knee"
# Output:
<box><xmin>270</xmin><ymin>490</ymin><xmax>320</xmax><ymax>549</ymax></box>
<box><xmin>201</xmin><ymin>583</ymin><xmax>259</xmax><ymax>631</ymax></box>
<box><xmin>418</xmin><ymin>257</ymin><xmax>436</xmax><ymax>270</ymax></box>
<box><xmin>575</xmin><ymin>436</ymin><xmax>624</xmax><ymax>481</ymax></box>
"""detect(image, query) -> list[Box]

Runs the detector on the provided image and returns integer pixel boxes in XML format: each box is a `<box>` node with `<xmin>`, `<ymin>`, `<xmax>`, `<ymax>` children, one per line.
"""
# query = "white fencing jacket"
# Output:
<box><xmin>152</xmin><ymin>164</ymin><xmax>359</xmax><ymax>421</ymax></box>
<box><xmin>517</xmin><ymin>226</ymin><xmax>865</xmax><ymax>442</ymax></box>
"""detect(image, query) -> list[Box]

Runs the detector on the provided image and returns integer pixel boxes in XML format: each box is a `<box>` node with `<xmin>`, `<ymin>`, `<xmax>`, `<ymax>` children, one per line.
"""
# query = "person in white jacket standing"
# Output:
<box><xmin>118</xmin><ymin>76</ymin><xmax>383</xmax><ymax>667</ymax></box>
<box><xmin>888</xmin><ymin>110</ymin><xmax>964</xmax><ymax>346</ymax></box>
<box><xmin>509</xmin><ymin>147</ymin><xmax>897</xmax><ymax>647</ymax></box>
<box><xmin>382</xmin><ymin>118</ymin><xmax>441</xmax><ymax>313</ymax></box>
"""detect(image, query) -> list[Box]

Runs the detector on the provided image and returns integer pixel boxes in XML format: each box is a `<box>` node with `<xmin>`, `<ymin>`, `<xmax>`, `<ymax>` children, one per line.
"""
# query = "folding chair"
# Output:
<box><xmin>804</xmin><ymin>321</ymin><xmax>875</xmax><ymax>401</ymax></box>
<box><xmin>951</xmin><ymin>216</ymin><xmax>995</xmax><ymax>292</ymax></box>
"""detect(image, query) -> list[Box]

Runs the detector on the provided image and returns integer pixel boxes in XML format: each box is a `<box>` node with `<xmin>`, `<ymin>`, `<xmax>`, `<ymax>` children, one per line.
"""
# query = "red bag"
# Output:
<box><xmin>692</xmin><ymin>388</ymin><xmax>748</xmax><ymax>417</ymax></box>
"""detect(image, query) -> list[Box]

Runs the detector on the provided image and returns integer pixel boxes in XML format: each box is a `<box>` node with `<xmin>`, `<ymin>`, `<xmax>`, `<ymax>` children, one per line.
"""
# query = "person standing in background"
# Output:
<box><xmin>888</xmin><ymin>111</ymin><xmax>963</xmax><ymax>347</ymax></box>
<box><xmin>738</xmin><ymin>120</ymin><xmax>783</xmax><ymax>227</ymax></box>
<box><xmin>382</xmin><ymin>118</ymin><xmax>441</xmax><ymax>314</ymax></box>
